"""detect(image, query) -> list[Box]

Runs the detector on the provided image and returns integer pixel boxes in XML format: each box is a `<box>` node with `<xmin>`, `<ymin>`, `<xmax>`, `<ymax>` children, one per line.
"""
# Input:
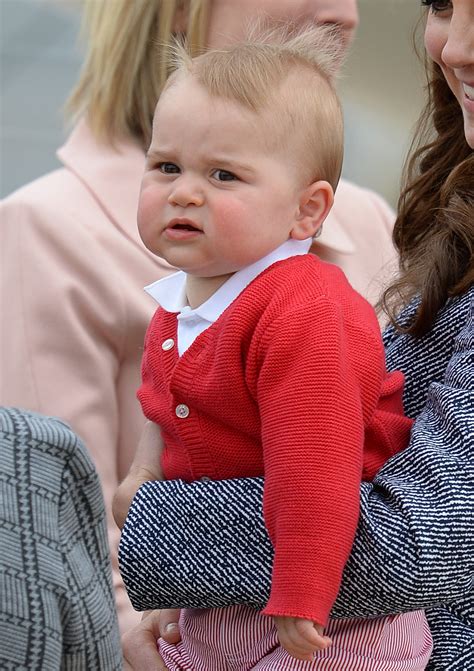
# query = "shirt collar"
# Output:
<box><xmin>145</xmin><ymin>237</ymin><xmax>312</xmax><ymax>323</ymax></box>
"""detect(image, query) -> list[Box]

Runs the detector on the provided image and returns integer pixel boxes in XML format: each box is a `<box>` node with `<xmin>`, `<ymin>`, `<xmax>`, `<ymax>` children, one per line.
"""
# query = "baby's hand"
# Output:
<box><xmin>112</xmin><ymin>421</ymin><xmax>163</xmax><ymax>529</ymax></box>
<box><xmin>274</xmin><ymin>616</ymin><xmax>332</xmax><ymax>661</ymax></box>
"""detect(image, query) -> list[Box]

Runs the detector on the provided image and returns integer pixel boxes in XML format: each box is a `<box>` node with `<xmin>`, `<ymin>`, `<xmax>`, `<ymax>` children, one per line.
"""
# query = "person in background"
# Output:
<box><xmin>0</xmin><ymin>407</ymin><xmax>122</xmax><ymax>671</ymax></box>
<box><xmin>0</xmin><ymin>0</ymin><xmax>395</xmax><ymax>633</ymax></box>
<box><xmin>116</xmin><ymin>1</ymin><xmax>474</xmax><ymax>669</ymax></box>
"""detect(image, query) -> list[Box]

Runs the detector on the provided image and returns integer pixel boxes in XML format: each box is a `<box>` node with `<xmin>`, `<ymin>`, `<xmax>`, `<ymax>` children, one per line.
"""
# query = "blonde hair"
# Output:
<box><xmin>165</xmin><ymin>24</ymin><xmax>344</xmax><ymax>189</ymax></box>
<box><xmin>67</xmin><ymin>0</ymin><xmax>209</xmax><ymax>149</ymax></box>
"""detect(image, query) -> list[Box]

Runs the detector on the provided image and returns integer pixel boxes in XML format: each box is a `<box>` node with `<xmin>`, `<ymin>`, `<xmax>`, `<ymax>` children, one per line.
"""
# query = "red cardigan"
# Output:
<box><xmin>138</xmin><ymin>255</ymin><xmax>413</xmax><ymax>625</ymax></box>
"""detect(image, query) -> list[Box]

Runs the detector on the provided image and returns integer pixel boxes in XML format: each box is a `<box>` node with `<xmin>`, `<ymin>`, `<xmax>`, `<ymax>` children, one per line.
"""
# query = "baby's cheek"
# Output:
<box><xmin>213</xmin><ymin>199</ymin><xmax>248</xmax><ymax>237</ymax></box>
<box><xmin>138</xmin><ymin>187</ymin><xmax>158</xmax><ymax>223</ymax></box>
<box><xmin>137</xmin><ymin>189</ymin><xmax>161</xmax><ymax>238</ymax></box>
<box><xmin>137</xmin><ymin>187</ymin><xmax>163</xmax><ymax>226</ymax></box>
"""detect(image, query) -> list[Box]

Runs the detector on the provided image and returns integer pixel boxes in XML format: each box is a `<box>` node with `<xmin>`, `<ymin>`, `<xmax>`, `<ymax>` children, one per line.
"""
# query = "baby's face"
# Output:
<box><xmin>138</xmin><ymin>76</ymin><xmax>308</xmax><ymax>278</ymax></box>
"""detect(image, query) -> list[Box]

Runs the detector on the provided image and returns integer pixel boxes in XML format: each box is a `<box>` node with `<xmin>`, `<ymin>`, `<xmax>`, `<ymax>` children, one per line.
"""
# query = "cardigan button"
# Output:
<box><xmin>162</xmin><ymin>338</ymin><xmax>175</xmax><ymax>351</ymax></box>
<box><xmin>200</xmin><ymin>476</ymin><xmax>211</xmax><ymax>482</ymax></box>
<box><xmin>175</xmin><ymin>404</ymin><xmax>190</xmax><ymax>419</ymax></box>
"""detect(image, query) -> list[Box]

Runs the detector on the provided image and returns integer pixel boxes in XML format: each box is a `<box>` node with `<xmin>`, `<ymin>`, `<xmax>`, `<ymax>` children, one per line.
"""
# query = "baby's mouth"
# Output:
<box><xmin>172</xmin><ymin>223</ymin><xmax>199</xmax><ymax>231</ymax></box>
<box><xmin>164</xmin><ymin>218</ymin><xmax>203</xmax><ymax>239</ymax></box>
<box><xmin>168</xmin><ymin>218</ymin><xmax>201</xmax><ymax>232</ymax></box>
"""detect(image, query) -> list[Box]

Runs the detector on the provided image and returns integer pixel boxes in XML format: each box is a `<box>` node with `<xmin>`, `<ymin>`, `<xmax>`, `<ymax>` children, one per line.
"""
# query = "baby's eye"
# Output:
<box><xmin>212</xmin><ymin>169</ymin><xmax>238</xmax><ymax>182</ymax></box>
<box><xmin>158</xmin><ymin>162</ymin><xmax>180</xmax><ymax>174</ymax></box>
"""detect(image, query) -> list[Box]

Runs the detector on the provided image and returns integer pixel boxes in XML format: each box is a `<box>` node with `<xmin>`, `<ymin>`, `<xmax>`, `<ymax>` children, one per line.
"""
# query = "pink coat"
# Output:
<box><xmin>0</xmin><ymin>119</ymin><xmax>397</xmax><ymax>632</ymax></box>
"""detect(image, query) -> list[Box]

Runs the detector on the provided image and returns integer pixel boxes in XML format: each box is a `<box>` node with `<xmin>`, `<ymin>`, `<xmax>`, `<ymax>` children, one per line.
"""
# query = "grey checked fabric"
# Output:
<box><xmin>0</xmin><ymin>407</ymin><xmax>122</xmax><ymax>670</ymax></box>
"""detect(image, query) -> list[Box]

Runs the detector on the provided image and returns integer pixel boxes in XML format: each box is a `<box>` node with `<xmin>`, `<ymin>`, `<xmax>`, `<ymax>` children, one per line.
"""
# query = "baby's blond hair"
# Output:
<box><xmin>166</xmin><ymin>25</ymin><xmax>344</xmax><ymax>189</ymax></box>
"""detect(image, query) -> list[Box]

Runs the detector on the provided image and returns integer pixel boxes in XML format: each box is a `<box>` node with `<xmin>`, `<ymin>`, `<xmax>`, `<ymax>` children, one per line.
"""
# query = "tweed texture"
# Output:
<box><xmin>0</xmin><ymin>408</ymin><xmax>122</xmax><ymax>671</ymax></box>
<box><xmin>120</xmin><ymin>286</ymin><xmax>473</xmax><ymax>669</ymax></box>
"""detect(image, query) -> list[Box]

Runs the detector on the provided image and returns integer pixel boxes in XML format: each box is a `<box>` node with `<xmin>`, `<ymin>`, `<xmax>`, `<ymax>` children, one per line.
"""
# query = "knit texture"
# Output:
<box><xmin>120</xmin><ymin>286</ymin><xmax>473</xmax><ymax>670</ymax></box>
<box><xmin>137</xmin><ymin>255</ymin><xmax>412</xmax><ymax>625</ymax></box>
<box><xmin>0</xmin><ymin>407</ymin><xmax>122</xmax><ymax>671</ymax></box>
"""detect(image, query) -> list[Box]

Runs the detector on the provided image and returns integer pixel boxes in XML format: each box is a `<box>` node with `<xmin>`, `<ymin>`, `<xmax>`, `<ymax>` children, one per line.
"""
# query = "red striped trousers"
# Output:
<box><xmin>159</xmin><ymin>606</ymin><xmax>432</xmax><ymax>670</ymax></box>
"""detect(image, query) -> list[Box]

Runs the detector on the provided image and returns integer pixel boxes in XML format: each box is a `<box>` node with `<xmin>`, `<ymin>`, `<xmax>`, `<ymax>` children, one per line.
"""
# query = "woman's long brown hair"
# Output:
<box><xmin>382</xmin><ymin>59</ymin><xmax>473</xmax><ymax>337</ymax></box>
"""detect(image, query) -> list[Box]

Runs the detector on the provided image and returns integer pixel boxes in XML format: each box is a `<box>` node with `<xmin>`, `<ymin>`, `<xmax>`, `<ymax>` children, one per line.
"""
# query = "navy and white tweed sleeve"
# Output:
<box><xmin>119</xmin><ymin>476</ymin><xmax>273</xmax><ymax>610</ymax></box>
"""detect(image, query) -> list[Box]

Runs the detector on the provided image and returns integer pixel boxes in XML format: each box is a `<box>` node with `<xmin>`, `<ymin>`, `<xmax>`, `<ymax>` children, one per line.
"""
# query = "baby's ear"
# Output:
<box><xmin>290</xmin><ymin>181</ymin><xmax>334</xmax><ymax>240</ymax></box>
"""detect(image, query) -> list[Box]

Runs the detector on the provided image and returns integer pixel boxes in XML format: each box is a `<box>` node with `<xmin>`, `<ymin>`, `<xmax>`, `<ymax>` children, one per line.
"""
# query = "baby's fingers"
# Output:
<box><xmin>295</xmin><ymin>618</ymin><xmax>332</xmax><ymax>652</ymax></box>
<box><xmin>275</xmin><ymin>617</ymin><xmax>331</xmax><ymax>661</ymax></box>
<box><xmin>275</xmin><ymin>617</ymin><xmax>312</xmax><ymax>660</ymax></box>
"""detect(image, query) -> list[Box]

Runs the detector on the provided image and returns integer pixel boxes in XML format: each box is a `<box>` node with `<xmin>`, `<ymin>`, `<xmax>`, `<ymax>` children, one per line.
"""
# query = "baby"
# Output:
<box><xmin>124</xmin><ymin>26</ymin><xmax>431</xmax><ymax>669</ymax></box>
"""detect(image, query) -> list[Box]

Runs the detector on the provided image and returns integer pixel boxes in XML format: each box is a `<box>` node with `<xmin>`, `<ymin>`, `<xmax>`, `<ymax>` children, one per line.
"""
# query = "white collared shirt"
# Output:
<box><xmin>145</xmin><ymin>238</ymin><xmax>312</xmax><ymax>356</ymax></box>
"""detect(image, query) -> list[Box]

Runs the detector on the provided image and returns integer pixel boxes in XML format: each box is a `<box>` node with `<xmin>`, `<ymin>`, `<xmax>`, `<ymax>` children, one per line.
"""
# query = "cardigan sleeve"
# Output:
<box><xmin>119</xmin><ymin>303</ymin><xmax>473</xmax><ymax>619</ymax></box>
<box><xmin>255</xmin><ymin>299</ymin><xmax>370</xmax><ymax>625</ymax></box>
